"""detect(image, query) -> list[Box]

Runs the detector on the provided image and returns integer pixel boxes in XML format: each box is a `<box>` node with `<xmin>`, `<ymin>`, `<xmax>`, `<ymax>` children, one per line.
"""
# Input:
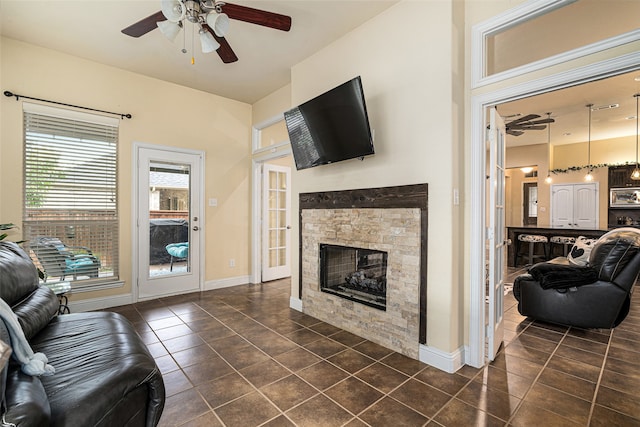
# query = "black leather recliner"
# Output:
<box><xmin>0</xmin><ymin>241</ymin><xmax>165</xmax><ymax>426</ymax></box>
<box><xmin>513</xmin><ymin>228</ymin><xmax>640</xmax><ymax>329</ymax></box>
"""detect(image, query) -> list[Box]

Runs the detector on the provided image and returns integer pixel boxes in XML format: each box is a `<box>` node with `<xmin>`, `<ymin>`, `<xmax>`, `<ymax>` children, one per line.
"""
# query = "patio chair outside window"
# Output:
<box><xmin>30</xmin><ymin>237</ymin><xmax>100</xmax><ymax>282</ymax></box>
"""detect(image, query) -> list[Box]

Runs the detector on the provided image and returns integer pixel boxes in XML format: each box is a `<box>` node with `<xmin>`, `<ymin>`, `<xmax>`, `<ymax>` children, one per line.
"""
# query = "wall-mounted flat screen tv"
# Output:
<box><xmin>284</xmin><ymin>76</ymin><xmax>374</xmax><ymax>170</ymax></box>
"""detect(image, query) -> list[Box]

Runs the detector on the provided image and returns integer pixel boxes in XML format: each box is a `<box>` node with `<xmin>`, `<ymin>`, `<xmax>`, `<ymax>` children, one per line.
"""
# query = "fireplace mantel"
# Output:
<box><xmin>299</xmin><ymin>183</ymin><xmax>428</xmax><ymax>344</ymax></box>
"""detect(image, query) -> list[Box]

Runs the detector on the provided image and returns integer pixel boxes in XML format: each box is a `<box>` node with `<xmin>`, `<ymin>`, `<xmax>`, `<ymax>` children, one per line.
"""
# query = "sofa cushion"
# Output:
<box><xmin>567</xmin><ymin>236</ymin><xmax>597</xmax><ymax>266</ymax></box>
<box><xmin>529</xmin><ymin>262</ymin><xmax>598</xmax><ymax>289</ymax></box>
<box><xmin>0</xmin><ymin>242</ymin><xmax>40</xmax><ymax>306</ymax></box>
<box><xmin>30</xmin><ymin>312</ymin><xmax>164</xmax><ymax>426</ymax></box>
<box><xmin>589</xmin><ymin>237</ymin><xmax>640</xmax><ymax>282</ymax></box>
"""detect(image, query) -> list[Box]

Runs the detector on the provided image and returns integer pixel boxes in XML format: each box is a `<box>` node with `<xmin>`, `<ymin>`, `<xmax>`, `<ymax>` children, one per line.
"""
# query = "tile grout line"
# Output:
<box><xmin>585</xmin><ymin>326</ymin><xmax>614</xmax><ymax>426</ymax></box>
<box><xmin>503</xmin><ymin>322</ymin><xmax>570</xmax><ymax>426</ymax></box>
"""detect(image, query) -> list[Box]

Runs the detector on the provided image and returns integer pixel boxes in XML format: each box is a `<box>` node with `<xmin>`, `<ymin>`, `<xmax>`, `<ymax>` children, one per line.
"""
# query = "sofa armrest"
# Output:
<box><xmin>3</xmin><ymin>367</ymin><xmax>51</xmax><ymax>427</ymax></box>
<box><xmin>12</xmin><ymin>287</ymin><xmax>59</xmax><ymax>341</ymax></box>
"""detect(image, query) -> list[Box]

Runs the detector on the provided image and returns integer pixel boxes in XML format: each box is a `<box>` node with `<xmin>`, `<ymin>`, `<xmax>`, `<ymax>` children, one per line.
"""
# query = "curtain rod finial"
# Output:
<box><xmin>3</xmin><ymin>91</ymin><xmax>16</xmax><ymax>99</ymax></box>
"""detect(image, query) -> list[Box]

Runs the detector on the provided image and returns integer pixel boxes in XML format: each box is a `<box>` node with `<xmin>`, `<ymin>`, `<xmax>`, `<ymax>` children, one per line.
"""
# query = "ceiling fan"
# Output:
<box><xmin>505</xmin><ymin>114</ymin><xmax>555</xmax><ymax>136</ymax></box>
<box><xmin>121</xmin><ymin>0</ymin><xmax>292</xmax><ymax>64</ymax></box>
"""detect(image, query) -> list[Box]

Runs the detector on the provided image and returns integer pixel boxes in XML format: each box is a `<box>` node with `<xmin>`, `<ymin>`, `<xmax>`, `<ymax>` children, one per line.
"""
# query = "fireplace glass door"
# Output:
<box><xmin>320</xmin><ymin>244</ymin><xmax>388</xmax><ymax>310</ymax></box>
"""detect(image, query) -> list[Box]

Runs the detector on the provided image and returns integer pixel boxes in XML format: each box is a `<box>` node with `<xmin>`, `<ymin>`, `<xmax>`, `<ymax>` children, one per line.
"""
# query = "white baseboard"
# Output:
<box><xmin>69</xmin><ymin>293</ymin><xmax>134</xmax><ymax>313</ymax></box>
<box><xmin>419</xmin><ymin>343</ymin><xmax>465</xmax><ymax>373</ymax></box>
<box><xmin>204</xmin><ymin>275</ymin><xmax>251</xmax><ymax>291</ymax></box>
<box><xmin>289</xmin><ymin>297</ymin><xmax>302</xmax><ymax>312</ymax></box>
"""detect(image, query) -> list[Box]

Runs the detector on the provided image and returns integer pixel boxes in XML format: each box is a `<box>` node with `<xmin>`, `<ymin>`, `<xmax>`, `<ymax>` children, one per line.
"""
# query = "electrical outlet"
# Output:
<box><xmin>229</xmin><ymin>259</ymin><xmax>235</xmax><ymax>267</ymax></box>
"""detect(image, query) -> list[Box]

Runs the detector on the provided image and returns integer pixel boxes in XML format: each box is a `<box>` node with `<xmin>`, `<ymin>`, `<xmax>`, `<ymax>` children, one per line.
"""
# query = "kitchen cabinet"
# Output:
<box><xmin>550</xmin><ymin>183</ymin><xmax>598</xmax><ymax>229</ymax></box>
<box><xmin>608</xmin><ymin>164</ymin><xmax>639</xmax><ymax>188</ymax></box>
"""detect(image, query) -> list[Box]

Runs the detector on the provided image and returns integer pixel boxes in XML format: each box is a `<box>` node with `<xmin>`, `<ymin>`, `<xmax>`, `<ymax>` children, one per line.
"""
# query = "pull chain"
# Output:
<box><xmin>191</xmin><ymin>24</ymin><xmax>195</xmax><ymax>65</ymax></box>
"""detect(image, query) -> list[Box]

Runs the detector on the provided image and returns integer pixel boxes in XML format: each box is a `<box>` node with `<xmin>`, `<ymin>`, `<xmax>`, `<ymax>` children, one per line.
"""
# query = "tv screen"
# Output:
<box><xmin>284</xmin><ymin>76</ymin><xmax>374</xmax><ymax>170</ymax></box>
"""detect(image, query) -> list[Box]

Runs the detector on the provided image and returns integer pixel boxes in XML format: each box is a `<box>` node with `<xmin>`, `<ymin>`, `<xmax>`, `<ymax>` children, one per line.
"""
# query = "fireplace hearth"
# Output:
<box><xmin>320</xmin><ymin>244</ymin><xmax>388</xmax><ymax>310</ymax></box>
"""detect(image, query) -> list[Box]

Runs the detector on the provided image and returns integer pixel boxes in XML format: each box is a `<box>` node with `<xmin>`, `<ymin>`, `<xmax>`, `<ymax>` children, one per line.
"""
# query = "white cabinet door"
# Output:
<box><xmin>551</xmin><ymin>183</ymin><xmax>598</xmax><ymax>229</ymax></box>
<box><xmin>551</xmin><ymin>185</ymin><xmax>573</xmax><ymax>228</ymax></box>
<box><xmin>574</xmin><ymin>184</ymin><xmax>598</xmax><ymax>229</ymax></box>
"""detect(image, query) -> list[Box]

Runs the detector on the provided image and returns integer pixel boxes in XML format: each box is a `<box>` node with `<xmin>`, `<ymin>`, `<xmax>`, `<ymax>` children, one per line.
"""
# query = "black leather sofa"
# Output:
<box><xmin>513</xmin><ymin>228</ymin><xmax>640</xmax><ymax>329</ymax></box>
<box><xmin>0</xmin><ymin>241</ymin><xmax>165</xmax><ymax>426</ymax></box>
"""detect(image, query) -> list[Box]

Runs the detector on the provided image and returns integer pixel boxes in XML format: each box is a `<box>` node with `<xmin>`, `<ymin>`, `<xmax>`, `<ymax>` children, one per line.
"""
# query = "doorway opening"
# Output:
<box><xmin>523</xmin><ymin>182</ymin><xmax>538</xmax><ymax>226</ymax></box>
<box><xmin>470</xmin><ymin>59</ymin><xmax>640</xmax><ymax>368</ymax></box>
<box><xmin>251</xmin><ymin>151</ymin><xmax>294</xmax><ymax>285</ymax></box>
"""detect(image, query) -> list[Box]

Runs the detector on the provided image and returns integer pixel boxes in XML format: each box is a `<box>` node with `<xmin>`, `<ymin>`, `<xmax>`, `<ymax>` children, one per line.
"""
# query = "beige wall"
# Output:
<box><xmin>252</xmin><ymin>84</ymin><xmax>290</xmax><ymax>125</ymax></box>
<box><xmin>505</xmin><ymin>168</ymin><xmax>537</xmax><ymax>227</ymax></box>
<box><xmin>505</xmin><ymin>140</ymin><xmax>613</xmax><ymax>229</ymax></box>
<box><xmin>0</xmin><ymin>37</ymin><xmax>253</xmax><ymax>302</ymax></box>
<box><xmin>506</xmin><ymin>143</ymin><xmax>550</xmax><ymax>226</ymax></box>
<box><xmin>289</xmin><ymin>1</ymin><xmax>463</xmax><ymax>353</ymax></box>
<box><xmin>554</xmin><ymin>135</ymin><xmax>636</xmax><ymax>169</ymax></box>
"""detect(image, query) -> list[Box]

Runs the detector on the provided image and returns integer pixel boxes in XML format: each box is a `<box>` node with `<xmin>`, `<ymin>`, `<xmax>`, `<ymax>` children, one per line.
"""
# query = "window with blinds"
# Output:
<box><xmin>22</xmin><ymin>103</ymin><xmax>119</xmax><ymax>290</ymax></box>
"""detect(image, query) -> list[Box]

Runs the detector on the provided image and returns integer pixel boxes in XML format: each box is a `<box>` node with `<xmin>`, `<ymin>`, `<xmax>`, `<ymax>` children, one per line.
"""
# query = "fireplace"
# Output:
<box><xmin>299</xmin><ymin>184</ymin><xmax>428</xmax><ymax>358</ymax></box>
<box><xmin>320</xmin><ymin>244</ymin><xmax>388</xmax><ymax>310</ymax></box>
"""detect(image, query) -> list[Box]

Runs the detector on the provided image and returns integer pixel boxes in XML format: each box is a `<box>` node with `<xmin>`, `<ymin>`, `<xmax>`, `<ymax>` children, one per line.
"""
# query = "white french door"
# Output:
<box><xmin>136</xmin><ymin>146</ymin><xmax>203</xmax><ymax>299</ymax></box>
<box><xmin>262</xmin><ymin>164</ymin><xmax>291</xmax><ymax>281</ymax></box>
<box><xmin>487</xmin><ymin>107</ymin><xmax>506</xmax><ymax>360</ymax></box>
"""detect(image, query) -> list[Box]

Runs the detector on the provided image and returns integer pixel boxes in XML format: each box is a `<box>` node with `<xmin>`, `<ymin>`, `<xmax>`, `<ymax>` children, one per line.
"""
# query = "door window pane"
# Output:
<box><xmin>148</xmin><ymin>162</ymin><xmax>190</xmax><ymax>277</ymax></box>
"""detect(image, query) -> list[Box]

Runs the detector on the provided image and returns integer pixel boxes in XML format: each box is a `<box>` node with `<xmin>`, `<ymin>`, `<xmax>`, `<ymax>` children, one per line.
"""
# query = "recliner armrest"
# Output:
<box><xmin>528</xmin><ymin>261</ymin><xmax>598</xmax><ymax>290</ymax></box>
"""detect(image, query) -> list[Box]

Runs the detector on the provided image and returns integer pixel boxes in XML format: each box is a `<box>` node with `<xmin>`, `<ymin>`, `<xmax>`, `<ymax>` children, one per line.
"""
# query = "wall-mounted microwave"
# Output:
<box><xmin>610</xmin><ymin>187</ymin><xmax>640</xmax><ymax>208</ymax></box>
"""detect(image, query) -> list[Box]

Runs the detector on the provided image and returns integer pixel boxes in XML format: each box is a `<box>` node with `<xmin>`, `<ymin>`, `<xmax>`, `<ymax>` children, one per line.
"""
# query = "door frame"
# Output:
<box><xmin>250</xmin><ymin>148</ymin><xmax>293</xmax><ymax>284</ymax></box>
<box><xmin>469</xmin><ymin>53</ymin><xmax>640</xmax><ymax>367</ymax></box>
<box><xmin>131</xmin><ymin>142</ymin><xmax>206</xmax><ymax>302</ymax></box>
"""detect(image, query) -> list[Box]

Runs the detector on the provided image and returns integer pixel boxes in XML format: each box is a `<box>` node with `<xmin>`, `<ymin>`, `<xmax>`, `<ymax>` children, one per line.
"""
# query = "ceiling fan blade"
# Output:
<box><xmin>508</xmin><ymin>123</ymin><xmax>549</xmax><ymax>130</ymax></box>
<box><xmin>221</xmin><ymin>3</ymin><xmax>292</xmax><ymax>31</ymax></box>
<box><xmin>506</xmin><ymin>114</ymin><xmax>540</xmax><ymax>127</ymax></box>
<box><xmin>204</xmin><ymin>25</ymin><xmax>238</xmax><ymax>63</ymax></box>
<box><xmin>506</xmin><ymin>129</ymin><xmax>524</xmax><ymax>136</ymax></box>
<box><xmin>519</xmin><ymin>125</ymin><xmax>547</xmax><ymax>130</ymax></box>
<box><xmin>525</xmin><ymin>118</ymin><xmax>555</xmax><ymax>125</ymax></box>
<box><xmin>122</xmin><ymin>11</ymin><xmax>166</xmax><ymax>37</ymax></box>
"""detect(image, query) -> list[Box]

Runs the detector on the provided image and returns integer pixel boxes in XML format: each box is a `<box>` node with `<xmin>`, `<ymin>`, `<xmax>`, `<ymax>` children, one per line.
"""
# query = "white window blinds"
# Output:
<box><xmin>22</xmin><ymin>103</ymin><xmax>119</xmax><ymax>288</ymax></box>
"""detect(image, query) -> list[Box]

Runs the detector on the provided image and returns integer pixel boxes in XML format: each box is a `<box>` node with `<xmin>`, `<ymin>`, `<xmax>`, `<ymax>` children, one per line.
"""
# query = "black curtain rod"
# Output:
<box><xmin>3</xmin><ymin>91</ymin><xmax>132</xmax><ymax>119</ymax></box>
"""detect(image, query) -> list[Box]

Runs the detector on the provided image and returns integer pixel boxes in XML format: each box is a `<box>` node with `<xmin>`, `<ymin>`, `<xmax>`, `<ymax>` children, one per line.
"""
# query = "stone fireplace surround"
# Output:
<box><xmin>299</xmin><ymin>184</ymin><xmax>427</xmax><ymax>359</ymax></box>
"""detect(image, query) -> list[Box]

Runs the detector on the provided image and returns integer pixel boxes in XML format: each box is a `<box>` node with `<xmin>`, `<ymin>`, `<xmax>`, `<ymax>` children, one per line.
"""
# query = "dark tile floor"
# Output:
<box><xmin>107</xmin><ymin>271</ymin><xmax>640</xmax><ymax>426</ymax></box>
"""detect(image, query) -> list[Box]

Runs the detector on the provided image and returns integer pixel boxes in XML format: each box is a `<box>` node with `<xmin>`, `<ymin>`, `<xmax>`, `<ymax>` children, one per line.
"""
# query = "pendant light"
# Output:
<box><xmin>585</xmin><ymin>104</ymin><xmax>594</xmax><ymax>182</ymax></box>
<box><xmin>545</xmin><ymin>112</ymin><xmax>553</xmax><ymax>184</ymax></box>
<box><xmin>630</xmin><ymin>93</ymin><xmax>640</xmax><ymax>180</ymax></box>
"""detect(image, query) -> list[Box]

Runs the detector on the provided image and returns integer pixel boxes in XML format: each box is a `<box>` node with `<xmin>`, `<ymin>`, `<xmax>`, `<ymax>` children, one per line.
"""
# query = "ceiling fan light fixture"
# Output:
<box><xmin>157</xmin><ymin>20</ymin><xmax>182</xmax><ymax>41</ymax></box>
<box><xmin>199</xmin><ymin>28</ymin><xmax>220</xmax><ymax>53</ymax></box>
<box><xmin>161</xmin><ymin>0</ymin><xmax>185</xmax><ymax>22</ymax></box>
<box><xmin>207</xmin><ymin>12</ymin><xmax>230</xmax><ymax>37</ymax></box>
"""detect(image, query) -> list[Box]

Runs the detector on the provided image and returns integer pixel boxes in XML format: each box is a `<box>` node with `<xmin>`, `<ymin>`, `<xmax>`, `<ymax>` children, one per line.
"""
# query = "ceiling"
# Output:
<box><xmin>1</xmin><ymin>1</ymin><xmax>639</xmax><ymax>146</ymax></box>
<box><xmin>498</xmin><ymin>70</ymin><xmax>640</xmax><ymax>148</ymax></box>
<box><xmin>0</xmin><ymin>0</ymin><xmax>399</xmax><ymax>104</ymax></box>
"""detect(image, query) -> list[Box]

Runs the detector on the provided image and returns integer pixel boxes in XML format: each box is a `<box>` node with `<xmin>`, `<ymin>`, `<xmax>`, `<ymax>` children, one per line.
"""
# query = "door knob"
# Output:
<box><xmin>193</xmin><ymin>226</ymin><xmax>199</xmax><ymax>231</ymax></box>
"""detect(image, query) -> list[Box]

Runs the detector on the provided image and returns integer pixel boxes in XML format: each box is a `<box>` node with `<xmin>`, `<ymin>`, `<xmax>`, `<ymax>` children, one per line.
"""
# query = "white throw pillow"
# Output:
<box><xmin>567</xmin><ymin>236</ymin><xmax>597</xmax><ymax>266</ymax></box>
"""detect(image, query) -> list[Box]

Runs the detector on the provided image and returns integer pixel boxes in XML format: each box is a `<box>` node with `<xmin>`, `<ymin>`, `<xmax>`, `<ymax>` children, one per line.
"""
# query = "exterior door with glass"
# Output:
<box><xmin>262</xmin><ymin>164</ymin><xmax>291</xmax><ymax>281</ymax></box>
<box><xmin>137</xmin><ymin>147</ymin><xmax>202</xmax><ymax>299</ymax></box>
